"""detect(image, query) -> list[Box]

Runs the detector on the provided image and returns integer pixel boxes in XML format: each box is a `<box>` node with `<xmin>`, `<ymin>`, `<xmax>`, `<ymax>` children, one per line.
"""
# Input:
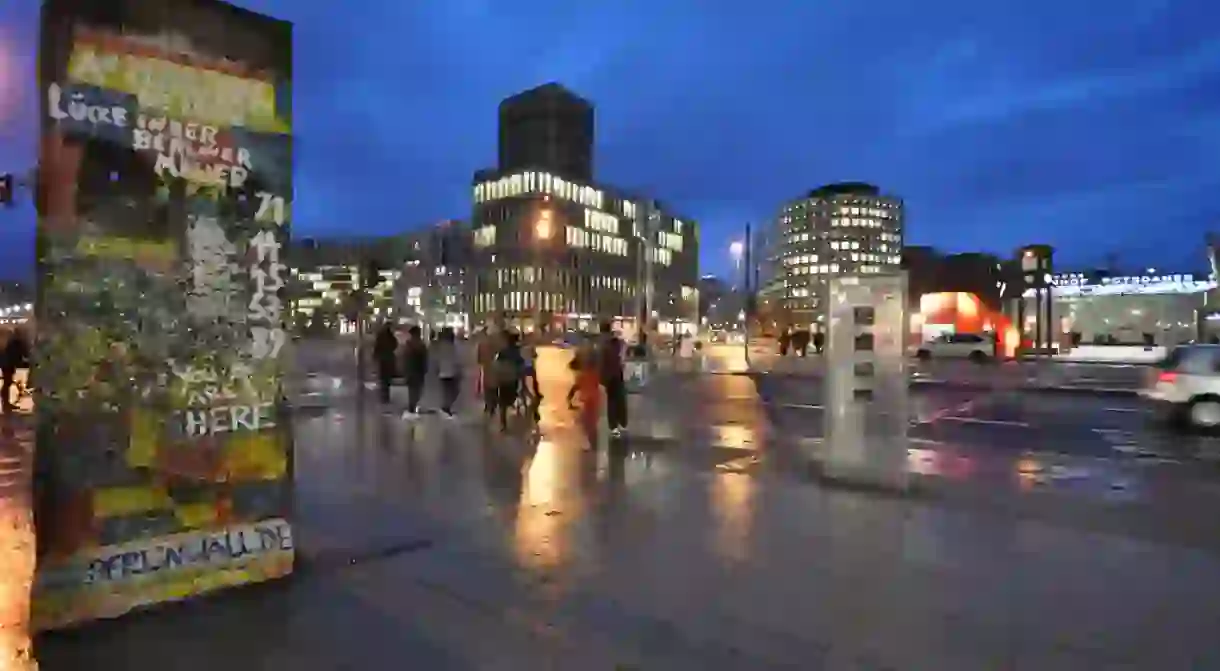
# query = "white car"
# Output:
<box><xmin>1139</xmin><ymin>344</ymin><xmax>1220</xmax><ymax>429</ymax></box>
<box><xmin>915</xmin><ymin>333</ymin><xmax>994</xmax><ymax>363</ymax></box>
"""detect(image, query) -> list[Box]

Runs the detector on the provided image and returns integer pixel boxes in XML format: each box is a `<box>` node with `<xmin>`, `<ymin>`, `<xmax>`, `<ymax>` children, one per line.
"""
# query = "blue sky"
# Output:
<box><xmin>1</xmin><ymin>0</ymin><xmax>1218</xmax><ymax>279</ymax></box>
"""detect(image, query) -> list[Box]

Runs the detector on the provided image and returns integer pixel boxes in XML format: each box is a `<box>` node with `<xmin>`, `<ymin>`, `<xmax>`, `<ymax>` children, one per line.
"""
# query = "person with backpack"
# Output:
<box><xmin>400</xmin><ymin>325</ymin><xmax>429</xmax><ymax>420</ymax></box>
<box><xmin>598</xmin><ymin>322</ymin><xmax>628</xmax><ymax>436</ymax></box>
<box><xmin>492</xmin><ymin>331</ymin><xmax>525</xmax><ymax>432</ymax></box>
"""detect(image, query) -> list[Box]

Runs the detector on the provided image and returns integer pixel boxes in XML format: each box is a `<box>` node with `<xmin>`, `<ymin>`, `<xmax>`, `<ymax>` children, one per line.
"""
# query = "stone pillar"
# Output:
<box><xmin>819</xmin><ymin>273</ymin><xmax>910</xmax><ymax>491</ymax></box>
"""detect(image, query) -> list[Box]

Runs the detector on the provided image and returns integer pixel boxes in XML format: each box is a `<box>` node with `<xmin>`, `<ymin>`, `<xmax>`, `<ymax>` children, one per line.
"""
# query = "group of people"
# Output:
<box><xmin>372</xmin><ymin>324</ymin><xmax>463</xmax><ymax>420</ymax></box>
<box><xmin>778</xmin><ymin>329</ymin><xmax>823</xmax><ymax>356</ymax></box>
<box><xmin>369</xmin><ymin>321</ymin><xmax>631</xmax><ymax>447</ymax></box>
<box><xmin>476</xmin><ymin>329</ymin><xmax>541</xmax><ymax>431</ymax></box>
<box><xmin>565</xmin><ymin>323</ymin><xmax>630</xmax><ymax>443</ymax></box>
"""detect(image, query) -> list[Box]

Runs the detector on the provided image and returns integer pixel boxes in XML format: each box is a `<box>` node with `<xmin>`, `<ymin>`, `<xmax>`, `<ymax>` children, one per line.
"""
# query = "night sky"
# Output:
<box><xmin>1</xmin><ymin>0</ymin><xmax>1218</xmax><ymax>280</ymax></box>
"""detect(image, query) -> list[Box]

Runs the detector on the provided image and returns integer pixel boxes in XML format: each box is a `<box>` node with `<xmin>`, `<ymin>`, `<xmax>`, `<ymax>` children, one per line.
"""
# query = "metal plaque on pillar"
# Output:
<box><xmin>821</xmin><ymin>273</ymin><xmax>910</xmax><ymax>490</ymax></box>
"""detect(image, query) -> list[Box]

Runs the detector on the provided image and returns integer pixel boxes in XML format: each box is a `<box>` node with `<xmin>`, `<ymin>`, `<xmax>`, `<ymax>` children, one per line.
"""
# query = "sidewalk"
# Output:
<box><xmin>26</xmin><ymin>380</ymin><xmax>1220</xmax><ymax>670</ymax></box>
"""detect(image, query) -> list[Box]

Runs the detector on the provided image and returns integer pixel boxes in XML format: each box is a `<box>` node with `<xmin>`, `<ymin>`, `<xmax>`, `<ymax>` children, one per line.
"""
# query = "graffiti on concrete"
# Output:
<box><xmin>35</xmin><ymin>0</ymin><xmax>294</xmax><ymax>630</ymax></box>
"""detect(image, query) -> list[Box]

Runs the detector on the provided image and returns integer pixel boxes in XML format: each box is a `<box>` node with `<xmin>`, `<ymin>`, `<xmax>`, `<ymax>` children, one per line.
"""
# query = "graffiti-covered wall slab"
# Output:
<box><xmin>35</xmin><ymin>0</ymin><xmax>293</xmax><ymax>630</ymax></box>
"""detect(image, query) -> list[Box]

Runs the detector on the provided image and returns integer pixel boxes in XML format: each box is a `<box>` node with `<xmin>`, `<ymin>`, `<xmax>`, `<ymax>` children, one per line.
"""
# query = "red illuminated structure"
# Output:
<box><xmin>916</xmin><ymin>292</ymin><xmax>1020</xmax><ymax>358</ymax></box>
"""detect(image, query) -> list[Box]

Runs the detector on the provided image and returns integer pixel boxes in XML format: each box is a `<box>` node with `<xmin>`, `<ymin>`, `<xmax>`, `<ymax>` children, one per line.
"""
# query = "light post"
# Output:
<box><xmin>729</xmin><ymin>241</ymin><xmax>744</xmax><ymax>289</ymax></box>
<box><xmin>534</xmin><ymin>208</ymin><xmax>552</xmax><ymax>334</ymax></box>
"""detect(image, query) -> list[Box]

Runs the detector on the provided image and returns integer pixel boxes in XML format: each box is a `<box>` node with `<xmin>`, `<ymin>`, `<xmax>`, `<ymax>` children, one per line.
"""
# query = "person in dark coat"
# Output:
<box><xmin>792</xmin><ymin>329</ymin><xmax>810</xmax><ymax>357</ymax></box>
<box><xmin>492</xmin><ymin>332</ymin><xmax>525</xmax><ymax>431</ymax></box>
<box><xmin>373</xmin><ymin>324</ymin><xmax>399</xmax><ymax>404</ymax></box>
<box><xmin>599</xmin><ymin>323</ymin><xmax>628</xmax><ymax>436</ymax></box>
<box><xmin>401</xmin><ymin>325</ymin><xmax>429</xmax><ymax>419</ymax></box>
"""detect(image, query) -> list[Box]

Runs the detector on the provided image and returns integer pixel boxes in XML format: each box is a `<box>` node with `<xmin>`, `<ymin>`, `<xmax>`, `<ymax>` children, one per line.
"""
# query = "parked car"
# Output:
<box><xmin>1140</xmin><ymin>344</ymin><xmax>1220</xmax><ymax>430</ymax></box>
<box><xmin>915</xmin><ymin>333</ymin><xmax>994</xmax><ymax>363</ymax></box>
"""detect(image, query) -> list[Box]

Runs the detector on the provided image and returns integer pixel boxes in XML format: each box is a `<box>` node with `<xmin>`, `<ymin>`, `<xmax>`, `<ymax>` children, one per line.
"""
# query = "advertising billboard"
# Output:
<box><xmin>34</xmin><ymin>0</ymin><xmax>293</xmax><ymax>629</ymax></box>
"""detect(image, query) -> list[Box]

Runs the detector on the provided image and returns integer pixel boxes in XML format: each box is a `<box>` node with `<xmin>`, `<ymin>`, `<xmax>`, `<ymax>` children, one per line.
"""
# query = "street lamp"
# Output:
<box><xmin>729</xmin><ymin>240</ymin><xmax>744</xmax><ymax>291</ymax></box>
<box><xmin>533</xmin><ymin>209</ymin><xmax>553</xmax><ymax>332</ymax></box>
<box><xmin>729</xmin><ymin>240</ymin><xmax>744</xmax><ymax>262</ymax></box>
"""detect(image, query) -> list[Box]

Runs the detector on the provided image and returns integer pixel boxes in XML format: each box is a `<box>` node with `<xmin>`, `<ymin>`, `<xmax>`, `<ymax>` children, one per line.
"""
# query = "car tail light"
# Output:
<box><xmin>1158</xmin><ymin>371</ymin><xmax>1178</xmax><ymax>384</ymax></box>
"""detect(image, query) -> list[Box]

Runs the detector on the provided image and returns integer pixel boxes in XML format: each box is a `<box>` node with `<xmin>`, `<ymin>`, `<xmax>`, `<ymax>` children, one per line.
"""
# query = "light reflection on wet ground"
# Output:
<box><xmin>0</xmin><ymin>421</ymin><xmax>35</xmax><ymax>669</ymax></box>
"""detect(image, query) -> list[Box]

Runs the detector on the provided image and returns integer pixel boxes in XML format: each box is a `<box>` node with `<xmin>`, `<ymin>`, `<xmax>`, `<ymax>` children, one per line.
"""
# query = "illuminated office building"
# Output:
<box><xmin>774</xmin><ymin>182</ymin><xmax>904</xmax><ymax>325</ymax></box>
<box><xmin>470</xmin><ymin>84</ymin><xmax>699</xmax><ymax>334</ymax></box>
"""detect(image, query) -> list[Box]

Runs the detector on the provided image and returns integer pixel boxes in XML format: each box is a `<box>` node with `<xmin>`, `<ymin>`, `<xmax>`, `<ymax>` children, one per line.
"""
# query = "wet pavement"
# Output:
<box><xmin>22</xmin><ymin>352</ymin><xmax>1220</xmax><ymax>669</ymax></box>
<box><xmin>708</xmin><ymin>343</ymin><xmax>1148</xmax><ymax>392</ymax></box>
<box><xmin>754</xmin><ymin>376</ymin><xmax>1220</xmax><ymax>462</ymax></box>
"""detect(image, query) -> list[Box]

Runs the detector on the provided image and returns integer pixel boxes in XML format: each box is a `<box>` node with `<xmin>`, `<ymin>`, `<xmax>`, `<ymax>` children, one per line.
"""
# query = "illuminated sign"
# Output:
<box><xmin>1050</xmin><ymin>273</ymin><xmax>1200</xmax><ymax>288</ymax></box>
<box><xmin>1029</xmin><ymin>272</ymin><xmax>1217</xmax><ymax>298</ymax></box>
<box><xmin>1102</xmin><ymin>274</ymin><xmax>1193</xmax><ymax>286</ymax></box>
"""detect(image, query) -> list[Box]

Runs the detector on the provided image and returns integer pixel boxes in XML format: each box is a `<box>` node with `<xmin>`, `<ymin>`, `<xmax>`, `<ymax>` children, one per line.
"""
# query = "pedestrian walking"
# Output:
<box><xmin>575</xmin><ymin>348</ymin><xmax>603</xmax><ymax>450</ymax></box>
<box><xmin>400</xmin><ymin>325</ymin><xmax>429</xmax><ymax>420</ymax></box>
<box><xmin>373</xmin><ymin>323</ymin><xmax>399</xmax><ymax>404</ymax></box>
<box><xmin>521</xmin><ymin>333</ymin><xmax>541</xmax><ymax>401</ymax></box>
<box><xmin>493</xmin><ymin>331</ymin><xmax>525</xmax><ymax>432</ymax></box>
<box><xmin>432</xmin><ymin>326</ymin><xmax>462</xmax><ymax>418</ymax></box>
<box><xmin>566</xmin><ymin>338</ymin><xmax>591</xmax><ymax>408</ymax></box>
<box><xmin>480</xmin><ymin>330</ymin><xmax>502</xmax><ymax>419</ymax></box>
<box><xmin>598</xmin><ymin>323</ymin><xmax>628</xmax><ymax>436</ymax></box>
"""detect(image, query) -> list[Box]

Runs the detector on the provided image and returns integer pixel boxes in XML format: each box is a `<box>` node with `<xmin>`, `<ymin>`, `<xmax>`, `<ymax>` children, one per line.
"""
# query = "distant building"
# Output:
<box><xmin>698</xmin><ymin>275</ymin><xmax>745</xmax><ymax>330</ymax></box>
<box><xmin>470</xmin><ymin>84</ymin><xmax>699</xmax><ymax>334</ymax></box>
<box><xmin>772</xmin><ymin>182</ymin><xmax>904</xmax><ymax>326</ymax></box>
<box><xmin>903</xmin><ymin>248</ymin><xmax>1004</xmax><ymax>311</ymax></box>
<box><xmin>1032</xmin><ymin>268</ymin><xmax>1215</xmax><ymax>346</ymax></box>
<box><xmin>0</xmin><ymin>281</ymin><xmax>32</xmax><ymax>309</ymax></box>
<box><xmin>292</xmin><ymin>220</ymin><xmax>471</xmax><ymax>331</ymax></box>
<box><xmin>498</xmin><ymin>83</ymin><xmax>594</xmax><ymax>183</ymax></box>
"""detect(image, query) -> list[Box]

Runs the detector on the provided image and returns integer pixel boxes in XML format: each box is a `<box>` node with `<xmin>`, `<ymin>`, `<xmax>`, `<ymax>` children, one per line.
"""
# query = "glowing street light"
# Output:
<box><xmin>729</xmin><ymin>240</ymin><xmax>745</xmax><ymax>289</ymax></box>
<box><xmin>531</xmin><ymin>209</ymin><xmax>554</xmax><ymax>332</ymax></box>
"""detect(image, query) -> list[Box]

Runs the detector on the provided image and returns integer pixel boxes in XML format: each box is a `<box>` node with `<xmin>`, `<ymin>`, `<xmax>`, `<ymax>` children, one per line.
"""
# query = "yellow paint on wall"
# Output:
<box><xmin>76</xmin><ymin>236</ymin><xmax>177</xmax><ymax>264</ymax></box>
<box><xmin>126</xmin><ymin>408</ymin><xmax>160</xmax><ymax>468</ymax></box>
<box><xmin>172</xmin><ymin>503</ymin><xmax>218</xmax><ymax>529</ymax></box>
<box><xmin>91</xmin><ymin>486</ymin><xmax>171</xmax><ymax>518</ymax></box>
<box><xmin>66</xmin><ymin>45</ymin><xmax>288</xmax><ymax>133</ymax></box>
<box><xmin>223</xmin><ymin>433</ymin><xmax>287</xmax><ymax>480</ymax></box>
